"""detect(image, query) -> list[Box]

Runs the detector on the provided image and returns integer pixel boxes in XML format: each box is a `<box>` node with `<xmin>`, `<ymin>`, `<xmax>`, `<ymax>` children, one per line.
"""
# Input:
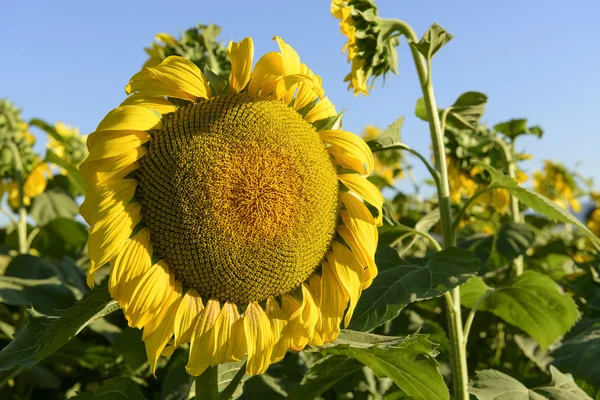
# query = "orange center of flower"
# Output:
<box><xmin>137</xmin><ymin>94</ymin><xmax>339</xmax><ymax>303</ymax></box>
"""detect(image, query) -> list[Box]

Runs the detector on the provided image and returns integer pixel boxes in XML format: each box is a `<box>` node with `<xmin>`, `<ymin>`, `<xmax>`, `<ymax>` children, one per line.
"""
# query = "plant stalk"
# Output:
<box><xmin>5</xmin><ymin>142</ymin><xmax>28</xmax><ymax>254</ymax></box>
<box><xmin>195</xmin><ymin>365</ymin><xmax>219</xmax><ymax>400</ymax></box>
<box><xmin>390</xmin><ymin>19</ymin><xmax>469</xmax><ymax>399</ymax></box>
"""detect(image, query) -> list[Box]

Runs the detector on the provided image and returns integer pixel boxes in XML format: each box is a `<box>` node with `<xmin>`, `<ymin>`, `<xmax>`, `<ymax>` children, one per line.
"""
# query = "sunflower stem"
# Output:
<box><xmin>4</xmin><ymin>142</ymin><xmax>28</xmax><ymax>254</ymax></box>
<box><xmin>392</xmin><ymin>19</ymin><xmax>469</xmax><ymax>400</ymax></box>
<box><xmin>195</xmin><ymin>365</ymin><xmax>219</xmax><ymax>400</ymax></box>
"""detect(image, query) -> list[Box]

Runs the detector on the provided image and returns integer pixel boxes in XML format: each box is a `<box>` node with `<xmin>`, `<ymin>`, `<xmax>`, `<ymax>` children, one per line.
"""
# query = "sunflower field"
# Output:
<box><xmin>1</xmin><ymin>2</ymin><xmax>599</xmax><ymax>400</ymax></box>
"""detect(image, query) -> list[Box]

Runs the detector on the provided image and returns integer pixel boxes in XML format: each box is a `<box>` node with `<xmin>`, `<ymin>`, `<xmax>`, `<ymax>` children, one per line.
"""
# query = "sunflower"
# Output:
<box><xmin>80</xmin><ymin>36</ymin><xmax>382</xmax><ymax>377</ymax></box>
<box><xmin>48</xmin><ymin>122</ymin><xmax>88</xmax><ymax>171</ymax></box>
<box><xmin>533</xmin><ymin>160</ymin><xmax>581</xmax><ymax>212</ymax></box>
<box><xmin>6</xmin><ymin>161</ymin><xmax>52</xmax><ymax>208</ymax></box>
<box><xmin>362</xmin><ymin>125</ymin><xmax>404</xmax><ymax>187</ymax></box>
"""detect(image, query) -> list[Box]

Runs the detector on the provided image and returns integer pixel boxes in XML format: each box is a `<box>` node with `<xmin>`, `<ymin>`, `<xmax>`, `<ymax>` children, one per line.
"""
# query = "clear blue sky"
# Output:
<box><xmin>2</xmin><ymin>0</ymin><xmax>599</xmax><ymax>195</ymax></box>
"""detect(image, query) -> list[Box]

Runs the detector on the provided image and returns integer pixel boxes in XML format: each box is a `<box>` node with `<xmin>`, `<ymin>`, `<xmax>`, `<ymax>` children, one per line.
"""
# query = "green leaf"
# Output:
<box><xmin>367</xmin><ymin>116</ymin><xmax>404</xmax><ymax>150</ymax></box>
<box><xmin>31</xmin><ymin>218</ymin><xmax>88</xmax><ymax>258</ymax></box>
<box><xmin>473</xmin><ymin>161</ymin><xmax>600</xmax><ymax>248</ymax></box>
<box><xmin>496</xmin><ymin>222</ymin><xmax>536</xmax><ymax>260</ymax></box>
<box><xmin>45</xmin><ymin>149</ymin><xmax>86</xmax><ymax>195</ymax></box>
<box><xmin>415</xmin><ymin>98</ymin><xmax>428</xmax><ymax>121</ymax></box>
<box><xmin>446</xmin><ymin>91</ymin><xmax>488</xmax><ymax>130</ymax></box>
<box><xmin>321</xmin><ymin>329</ymin><xmax>407</xmax><ymax>349</ymax></box>
<box><xmin>461</xmin><ymin>271</ymin><xmax>579</xmax><ymax>349</ymax></box>
<box><xmin>551</xmin><ymin>320</ymin><xmax>600</xmax><ymax>389</ymax></box>
<box><xmin>287</xmin><ymin>356</ymin><xmax>363</xmax><ymax>400</ymax></box>
<box><xmin>412</xmin><ymin>23</ymin><xmax>454</xmax><ymax>60</ymax></box>
<box><xmin>311</xmin><ymin>111</ymin><xmax>344</xmax><ymax>132</ymax></box>
<box><xmin>0</xmin><ymin>287</ymin><xmax>119</xmax><ymax>371</ymax></box>
<box><xmin>0</xmin><ymin>276</ymin><xmax>76</xmax><ymax>315</ymax></box>
<box><xmin>72</xmin><ymin>377</ymin><xmax>146</xmax><ymax>399</ymax></box>
<box><xmin>0</xmin><ymin>309</ymin><xmax>47</xmax><ymax>371</ymax></box>
<box><xmin>493</xmin><ymin>119</ymin><xmax>530</xmax><ymax>140</ymax></box>
<box><xmin>327</xmin><ymin>334</ymin><xmax>449</xmax><ymax>400</ymax></box>
<box><xmin>29</xmin><ymin>189</ymin><xmax>80</xmax><ymax>226</ymax></box>
<box><xmin>348</xmin><ymin>247</ymin><xmax>480</xmax><ymax>332</ymax></box>
<box><xmin>218</xmin><ymin>361</ymin><xmax>249</xmax><ymax>400</ymax></box>
<box><xmin>161</xmin><ymin>348</ymin><xmax>193</xmax><ymax>400</ymax></box>
<box><xmin>469</xmin><ymin>366</ymin><xmax>592</xmax><ymax>400</ymax></box>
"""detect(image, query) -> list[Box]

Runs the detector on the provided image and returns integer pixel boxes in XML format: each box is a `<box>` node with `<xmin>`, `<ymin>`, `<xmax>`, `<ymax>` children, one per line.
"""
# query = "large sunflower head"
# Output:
<box><xmin>80</xmin><ymin>36</ymin><xmax>382</xmax><ymax>377</ymax></box>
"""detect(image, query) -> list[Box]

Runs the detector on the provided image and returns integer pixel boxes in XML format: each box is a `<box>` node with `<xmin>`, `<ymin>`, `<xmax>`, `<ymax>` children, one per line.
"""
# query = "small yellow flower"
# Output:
<box><xmin>48</xmin><ymin>122</ymin><xmax>88</xmax><ymax>171</ymax></box>
<box><xmin>6</xmin><ymin>161</ymin><xmax>52</xmax><ymax>208</ymax></box>
<box><xmin>143</xmin><ymin>33</ymin><xmax>178</xmax><ymax>68</ymax></box>
<box><xmin>533</xmin><ymin>160</ymin><xmax>581</xmax><ymax>212</ymax></box>
<box><xmin>587</xmin><ymin>208</ymin><xmax>600</xmax><ymax>238</ymax></box>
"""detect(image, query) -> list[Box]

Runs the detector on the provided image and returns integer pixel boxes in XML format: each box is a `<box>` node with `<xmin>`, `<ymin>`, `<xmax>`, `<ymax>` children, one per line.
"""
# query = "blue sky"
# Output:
<box><xmin>2</xmin><ymin>0</ymin><xmax>599</xmax><ymax>195</ymax></box>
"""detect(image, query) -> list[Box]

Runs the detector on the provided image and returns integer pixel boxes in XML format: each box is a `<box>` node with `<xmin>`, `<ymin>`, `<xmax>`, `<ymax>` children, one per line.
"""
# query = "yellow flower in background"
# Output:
<box><xmin>81</xmin><ymin>36</ymin><xmax>382</xmax><ymax>377</ymax></box>
<box><xmin>533</xmin><ymin>160</ymin><xmax>581</xmax><ymax>212</ymax></box>
<box><xmin>6</xmin><ymin>161</ymin><xmax>52</xmax><ymax>208</ymax></box>
<box><xmin>48</xmin><ymin>122</ymin><xmax>88</xmax><ymax>171</ymax></box>
<box><xmin>143</xmin><ymin>33</ymin><xmax>178</xmax><ymax>67</ymax></box>
<box><xmin>587</xmin><ymin>208</ymin><xmax>600</xmax><ymax>237</ymax></box>
<box><xmin>362</xmin><ymin>125</ymin><xmax>404</xmax><ymax>187</ymax></box>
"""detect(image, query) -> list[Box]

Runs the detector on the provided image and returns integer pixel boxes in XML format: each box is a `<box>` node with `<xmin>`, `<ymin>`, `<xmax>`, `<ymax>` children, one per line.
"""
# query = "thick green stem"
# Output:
<box><xmin>5</xmin><ymin>142</ymin><xmax>27</xmax><ymax>254</ymax></box>
<box><xmin>389</xmin><ymin>19</ymin><xmax>468</xmax><ymax>399</ymax></box>
<box><xmin>195</xmin><ymin>365</ymin><xmax>219</xmax><ymax>400</ymax></box>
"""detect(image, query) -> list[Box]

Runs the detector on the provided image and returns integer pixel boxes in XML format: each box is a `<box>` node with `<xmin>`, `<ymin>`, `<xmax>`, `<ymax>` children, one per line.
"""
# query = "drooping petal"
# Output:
<box><xmin>94</xmin><ymin>105</ymin><xmax>162</xmax><ymax>134</ymax></box>
<box><xmin>338</xmin><ymin>174</ymin><xmax>383</xmax><ymax>225</ymax></box>
<box><xmin>294</xmin><ymin>64</ymin><xmax>321</xmax><ymax>110</ymax></box>
<box><xmin>320</xmin><ymin>130</ymin><xmax>374</xmax><ymax>175</ymax></box>
<box><xmin>307</xmin><ymin>275</ymin><xmax>324</xmax><ymax>347</ymax></box>
<box><xmin>80</xmin><ymin>148</ymin><xmax>146</xmax><ymax>190</ymax></box>
<box><xmin>274</xmin><ymin>36</ymin><xmax>301</xmax><ymax>76</ymax></box>
<box><xmin>339</xmin><ymin>191</ymin><xmax>378</xmax><ymax>225</ymax></box>
<box><xmin>338</xmin><ymin>210</ymin><xmax>377</xmax><ymax>274</ymax></box>
<box><xmin>328</xmin><ymin>242</ymin><xmax>363</xmax><ymax>327</ymax></box>
<box><xmin>214</xmin><ymin>302</ymin><xmax>247</xmax><ymax>364</ymax></box>
<box><xmin>87</xmin><ymin>202</ymin><xmax>142</xmax><ymax>282</ymax></box>
<box><xmin>320</xmin><ymin>260</ymin><xmax>346</xmax><ymax>343</ymax></box>
<box><xmin>126</xmin><ymin>56</ymin><xmax>211</xmax><ymax>101</ymax></box>
<box><xmin>280</xmin><ymin>285</ymin><xmax>318</xmax><ymax>352</ymax></box>
<box><xmin>228</xmin><ymin>37</ymin><xmax>254</xmax><ymax>93</ymax></box>
<box><xmin>266</xmin><ymin>298</ymin><xmax>287</xmax><ymax>363</ymax></box>
<box><xmin>186</xmin><ymin>299</ymin><xmax>220</xmax><ymax>376</ymax></box>
<box><xmin>127</xmin><ymin>261</ymin><xmax>174</xmax><ymax>328</ymax></box>
<box><xmin>108</xmin><ymin>227</ymin><xmax>152</xmax><ymax>304</ymax></box>
<box><xmin>248</xmin><ymin>52</ymin><xmax>283</xmax><ymax>95</ymax></box>
<box><xmin>80</xmin><ymin>179</ymin><xmax>137</xmax><ymax>225</ymax></box>
<box><xmin>244</xmin><ymin>302</ymin><xmax>274</xmax><ymax>375</ymax></box>
<box><xmin>173</xmin><ymin>289</ymin><xmax>204</xmax><ymax>346</ymax></box>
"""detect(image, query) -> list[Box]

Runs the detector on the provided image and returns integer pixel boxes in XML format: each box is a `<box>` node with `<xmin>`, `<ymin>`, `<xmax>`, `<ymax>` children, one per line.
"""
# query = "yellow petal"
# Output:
<box><xmin>340</xmin><ymin>191</ymin><xmax>378</xmax><ymax>225</ymax></box>
<box><xmin>126</xmin><ymin>56</ymin><xmax>211</xmax><ymax>101</ymax></box>
<box><xmin>321</xmin><ymin>130</ymin><xmax>374</xmax><ymax>175</ymax></box>
<box><xmin>214</xmin><ymin>302</ymin><xmax>247</xmax><ymax>364</ymax></box>
<box><xmin>328</xmin><ymin>242</ymin><xmax>363</xmax><ymax>327</ymax></box>
<box><xmin>120</xmin><ymin>94</ymin><xmax>177</xmax><ymax>115</ymax></box>
<box><xmin>294</xmin><ymin>64</ymin><xmax>320</xmax><ymax>110</ymax></box>
<box><xmin>338</xmin><ymin>210</ymin><xmax>378</xmax><ymax>276</ymax></box>
<box><xmin>248</xmin><ymin>52</ymin><xmax>283</xmax><ymax>95</ymax></box>
<box><xmin>95</xmin><ymin>105</ymin><xmax>162</xmax><ymax>134</ymax></box>
<box><xmin>338</xmin><ymin>174</ymin><xmax>383</xmax><ymax>225</ymax></box>
<box><xmin>244</xmin><ymin>302</ymin><xmax>274</xmax><ymax>375</ymax></box>
<box><xmin>173</xmin><ymin>289</ymin><xmax>204</xmax><ymax>346</ymax></box>
<box><xmin>80</xmin><ymin>179</ymin><xmax>137</xmax><ymax>225</ymax></box>
<box><xmin>281</xmin><ymin>285</ymin><xmax>318</xmax><ymax>352</ymax></box>
<box><xmin>80</xmin><ymin>148</ymin><xmax>146</xmax><ymax>190</ymax></box>
<box><xmin>127</xmin><ymin>261</ymin><xmax>173</xmax><ymax>328</ymax></box>
<box><xmin>266</xmin><ymin>298</ymin><xmax>287</xmax><ymax>363</ymax></box>
<box><xmin>228</xmin><ymin>38</ymin><xmax>254</xmax><ymax>93</ymax></box>
<box><xmin>87</xmin><ymin>202</ymin><xmax>142</xmax><ymax>278</ymax></box>
<box><xmin>86</xmin><ymin>130</ymin><xmax>151</xmax><ymax>162</ymax></box>
<box><xmin>304</xmin><ymin>97</ymin><xmax>337</xmax><ymax>123</ymax></box>
<box><xmin>307</xmin><ymin>275</ymin><xmax>324</xmax><ymax>347</ymax></box>
<box><xmin>186</xmin><ymin>299</ymin><xmax>220</xmax><ymax>376</ymax></box>
<box><xmin>143</xmin><ymin>290</ymin><xmax>182</xmax><ymax>375</ymax></box>
<box><xmin>109</xmin><ymin>227</ymin><xmax>152</xmax><ymax>304</ymax></box>
<box><xmin>320</xmin><ymin>260</ymin><xmax>346</xmax><ymax>343</ymax></box>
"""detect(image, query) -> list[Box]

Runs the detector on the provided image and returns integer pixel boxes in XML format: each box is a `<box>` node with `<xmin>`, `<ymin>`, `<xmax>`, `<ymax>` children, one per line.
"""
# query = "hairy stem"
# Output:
<box><xmin>389</xmin><ymin>19</ymin><xmax>469</xmax><ymax>399</ymax></box>
<box><xmin>195</xmin><ymin>365</ymin><xmax>219</xmax><ymax>400</ymax></box>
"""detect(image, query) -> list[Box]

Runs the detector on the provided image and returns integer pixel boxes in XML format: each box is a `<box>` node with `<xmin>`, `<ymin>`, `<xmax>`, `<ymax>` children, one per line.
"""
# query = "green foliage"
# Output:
<box><xmin>412</xmin><ymin>23</ymin><xmax>454</xmax><ymax>61</ymax></box>
<box><xmin>349</xmin><ymin>247</ymin><xmax>480</xmax><ymax>332</ymax></box>
<box><xmin>72</xmin><ymin>377</ymin><xmax>146</xmax><ymax>399</ymax></box>
<box><xmin>469</xmin><ymin>366</ymin><xmax>592</xmax><ymax>400</ymax></box>
<box><xmin>29</xmin><ymin>188</ymin><xmax>80</xmax><ymax>226</ymax></box>
<box><xmin>461</xmin><ymin>271</ymin><xmax>579</xmax><ymax>349</ymax></box>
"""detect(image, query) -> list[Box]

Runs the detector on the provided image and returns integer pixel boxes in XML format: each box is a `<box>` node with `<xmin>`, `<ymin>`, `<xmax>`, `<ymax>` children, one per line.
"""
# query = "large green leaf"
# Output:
<box><xmin>72</xmin><ymin>377</ymin><xmax>146</xmax><ymax>399</ymax></box>
<box><xmin>366</xmin><ymin>116</ymin><xmax>404</xmax><ymax>150</ymax></box>
<box><xmin>29</xmin><ymin>189</ymin><xmax>80</xmax><ymax>226</ymax></box>
<box><xmin>327</xmin><ymin>334</ymin><xmax>449</xmax><ymax>400</ymax></box>
<box><xmin>161</xmin><ymin>348</ymin><xmax>193</xmax><ymax>400</ymax></box>
<box><xmin>31</xmin><ymin>218</ymin><xmax>88</xmax><ymax>258</ymax></box>
<box><xmin>0</xmin><ymin>287</ymin><xmax>118</xmax><ymax>371</ymax></box>
<box><xmin>473</xmin><ymin>161</ymin><xmax>600</xmax><ymax>248</ymax></box>
<box><xmin>0</xmin><ymin>276</ymin><xmax>75</xmax><ymax>315</ymax></box>
<box><xmin>348</xmin><ymin>247</ymin><xmax>480</xmax><ymax>332</ymax></box>
<box><xmin>461</xmin><ymin>271</ymin><xmax>579</xmax><ymax>349</ymax></box>
<box><xmin>469</xmin><ymin>366</ymin><xmax>592</xmax><ymax>399</ymax></box>
<box><xmin>551</xmin><ymin>319</ymin><xmax>600</xmax><ymax>389</ymax></box>
<box><xmin>287</xmin><ymin>356</ymin><xmax>363</xmax><ymax>400</ymax></box>
<box><xmin>446</xmin><ymin>91</ymin><xmax>488</xmax><ymax>130</ymax></box>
